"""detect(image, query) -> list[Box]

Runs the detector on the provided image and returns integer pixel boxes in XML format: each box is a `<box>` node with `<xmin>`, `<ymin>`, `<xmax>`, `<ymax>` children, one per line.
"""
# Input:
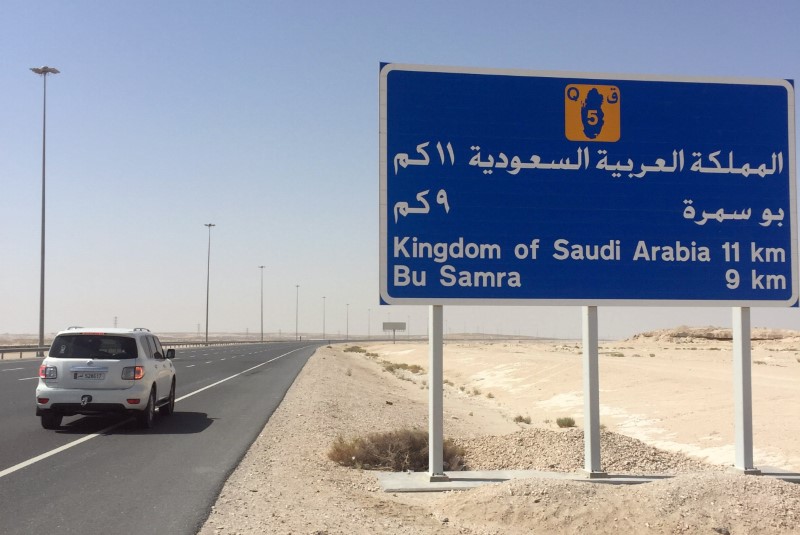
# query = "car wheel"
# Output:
<box><xmin>138</xmin><ymin>388</ymin><xmax>156</xmax><ymax>429</ymax></box>
<box><xmin>40</xmin><ymin>411</ymin><xmax>62</xmax><ymax>430</ymax></box>
<box><xmin>161</xmin><ymin>379</ymin><xmax>176</xmax><ymax>416</ymax></box>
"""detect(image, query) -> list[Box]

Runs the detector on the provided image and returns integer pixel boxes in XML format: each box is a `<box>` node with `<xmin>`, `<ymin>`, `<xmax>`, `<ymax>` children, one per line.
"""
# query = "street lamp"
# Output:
<box><xmin>346</xmin><ymin>303</ymin><xmax>349</xmax><ymax>341</ymax></box>
<box><xmin>295</xmin><ymin>285</ymin><xmax>300</xmax><ymax>340</ymax></box>
<box><xmin>368</xmin><ymin>308</ymin><xmax>371</xmax><ymax>340</ymax></box>
<box><xmin>259</xmin><ymin>265</ymin><xmax>265</xmax><ymax>342</ymax></box>
<box><xmin>30</xmin><ymin>65</ymin><xmax>59</xmax><ymax>352</ymax></box>
<box><xmin>322</xmin><ymin>296</ymin><xmax>326</xmax><ymax>340</ymax></box>
<box><xmin>204</xmin><ymin>223</ymin><xmax>215</xmax><ymax>345</ymax></box>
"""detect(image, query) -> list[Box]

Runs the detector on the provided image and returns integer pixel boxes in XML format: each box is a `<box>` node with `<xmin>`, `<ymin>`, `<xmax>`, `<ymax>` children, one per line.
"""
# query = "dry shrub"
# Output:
<box><xmin>381</xmin><ymin>361</ymin><xmax>424</xmax><ymax>374</ymax></box>
<box><xmin>344</xmin><ymin>346</ymin><xmax>366</xmax><ymax>353</ymax></box>
<box><xmin>328</xmin><ymin>428</ymin><xmax>466</xmax><ymax>472</ymax></box>
<box><xmin>556</xmin><ymin>416</ymin><xmax>576</xmax><ymax>428</ymax></box>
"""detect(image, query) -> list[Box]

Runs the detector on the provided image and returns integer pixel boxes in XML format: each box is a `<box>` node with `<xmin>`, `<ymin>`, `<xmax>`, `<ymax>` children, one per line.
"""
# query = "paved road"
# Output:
<box><xmin>0</xmin><ymin>341</ymin><xmax>320</xmax><ymax>535</ymax></box>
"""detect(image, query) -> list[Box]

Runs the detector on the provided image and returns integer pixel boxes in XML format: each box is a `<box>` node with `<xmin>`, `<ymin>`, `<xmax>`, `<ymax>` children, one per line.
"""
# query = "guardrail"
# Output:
<box><xmin>0</xmin><ymin>340</ymin><xmax>268</xmax><ymax>360</ymax></box>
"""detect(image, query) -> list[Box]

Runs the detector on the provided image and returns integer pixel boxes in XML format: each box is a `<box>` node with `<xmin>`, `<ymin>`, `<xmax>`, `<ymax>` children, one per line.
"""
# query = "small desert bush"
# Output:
<box><xmin>513</xmin><ymin>415</ymin><xmax>531</xmax><ymax>424</ymax></box>
<box><xmin>556</xmin><ymin>416</ymin><xmax>576</xmax><ymax>428</ymax></box>
<box><xmin>344</xmin><ymin>346</ymin><xmax>366</xmax><ymax>353</ymax></box>
<box><xmin>443</xmin><ymin>379</ymin><xmax>454</xmax><ymax>386</ymax></box>
<box><xmin>472</xmin><ymin>388</ymin><xmax>481</xmax><ymax>396</ymax></box>
<box><xmin>366</xmin><ymin>352</ymin><xmax>379</xmax><ymax>358</ymax></box>
<box><xmin>328</xmin><ymin>429</ymin><xmax>466</xmax><ymax>472</ymax></box>
<box><xmin>381</xmin><ymin>361</ymin><xmax>424</xmax><ymax>374</ymax></box>
<box><xmin>486</xmin><ymin>392</ymin><xmax>494</xmax><ymax>399</ymax></box>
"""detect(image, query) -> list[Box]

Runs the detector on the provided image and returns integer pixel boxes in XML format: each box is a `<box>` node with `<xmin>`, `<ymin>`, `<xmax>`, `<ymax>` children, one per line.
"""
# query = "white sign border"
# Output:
<box><xmin>379</xmin><ymin>63</ymin><xmax>798</xmax><ymax>307</ymax></box>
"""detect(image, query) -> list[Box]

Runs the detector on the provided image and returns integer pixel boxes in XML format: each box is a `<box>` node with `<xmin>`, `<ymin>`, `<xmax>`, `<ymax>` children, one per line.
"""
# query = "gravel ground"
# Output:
<box><xmin>198</xmin><ymin>344</ymin><xmax>800</xmax><ymax>535</ymax></box>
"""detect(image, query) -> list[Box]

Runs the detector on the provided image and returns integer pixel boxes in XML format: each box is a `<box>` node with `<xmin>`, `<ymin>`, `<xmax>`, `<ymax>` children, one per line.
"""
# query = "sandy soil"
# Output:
<box><xmin>198</xmin><ymin>328</ymin><xmax>800</xmax><ymax>534</ymax></box>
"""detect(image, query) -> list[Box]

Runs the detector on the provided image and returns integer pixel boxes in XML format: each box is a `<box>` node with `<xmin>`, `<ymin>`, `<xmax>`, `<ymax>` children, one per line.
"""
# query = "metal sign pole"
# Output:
<box><xmin>582</xmin><ymin>306</ymin><xmax>604</xmax><ymax>476</ymax></box>
<box><xmin>733</xmin><ymin>307</ymin><xmax>760</xmax><ymax>474</ymax></box>
<box><xmin>428</xmin><ymin>305</ymin><xmax>448</xmax><ymax>481</ymax></box>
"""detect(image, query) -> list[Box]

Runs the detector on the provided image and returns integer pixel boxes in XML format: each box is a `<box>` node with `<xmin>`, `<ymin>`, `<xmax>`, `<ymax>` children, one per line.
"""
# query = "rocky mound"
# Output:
<box><xmin>458</xmin><ymin>427</ymin><xmax>716</xmax><ymax>474</ymax></box>
<box><xmin>629</xmin><ymin>326</ymin><xmax>799</xmax><ymax>343</ymax></box>
<box><xmin>434</xmin><ymin>472</ymin><xmax>800</xmax><ymax>534</ymax></box>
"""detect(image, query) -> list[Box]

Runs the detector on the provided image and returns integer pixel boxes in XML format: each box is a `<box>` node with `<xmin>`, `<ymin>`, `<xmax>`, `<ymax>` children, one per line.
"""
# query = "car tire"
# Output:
<box><xmin>138</xmin><ymin>388</ymin><xmax>156</xmax><ymax>429</ymax></box>
<box><xmin>40</xmin><ymin>411</ymin><xmax>62</xmax><ymax>430</ymax></box>
<box><xmin>161</xmin><ymin>379</ymin><xmax>176</xmax><ymax>416</ymax></box>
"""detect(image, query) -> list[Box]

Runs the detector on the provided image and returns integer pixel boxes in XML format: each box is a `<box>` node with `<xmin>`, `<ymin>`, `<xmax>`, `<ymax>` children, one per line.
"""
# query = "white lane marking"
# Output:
<box><xmin>174</xmin><ymin>347</ymin><xmax>307</xmax><ymax>403</ymax></box>
<box><xmin>0</xmin><ymin>419</ymin><xmax>131</xmax><ymax>479</ymax></box>
<box><xmin>205</xmin><ymin>361</ymin><xmax>212</xmax><ymax>364</ymax></box>
<box><xmin>0</xmin><ymin>346</ymin><xmax>310</xmax><ymax>480</ymax></box>
<box><xmin>18</xmin><ymin>377</ymin><xmax>39</xmax><ymax>381</ymax></box>
<box><xmin>185</xmin><ymin>365</ymin><xmax>196</xmax><ymax>368</ymax></box>
<box><xmin>2</xmin><ymin>368</ymin><xmax>25</xmax><ymax>372</ymax></box>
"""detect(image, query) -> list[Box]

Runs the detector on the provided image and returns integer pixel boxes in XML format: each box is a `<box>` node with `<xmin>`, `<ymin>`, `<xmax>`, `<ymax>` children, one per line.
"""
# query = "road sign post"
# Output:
<box><xmin>383</xmin><ymin>321</ymin><xmax>406</xmax><ymax>344</ymax></box>
<box><xmin>380</xmin><ymin>63</ymin><xmax>796</xmax><ymax>477</ymax></box>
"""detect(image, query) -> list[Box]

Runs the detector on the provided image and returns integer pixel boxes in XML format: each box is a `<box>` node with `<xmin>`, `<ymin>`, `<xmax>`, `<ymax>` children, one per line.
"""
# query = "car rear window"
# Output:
<box><xmin>49</xmin><ymin>334</ymin><xmax>139</xmax><ymax>359</ymax></box>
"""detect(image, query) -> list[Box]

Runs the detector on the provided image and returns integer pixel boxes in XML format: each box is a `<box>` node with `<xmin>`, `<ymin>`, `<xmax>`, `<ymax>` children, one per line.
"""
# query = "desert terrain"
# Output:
<box><xmin>199</xmin><ymin>327</ymin><xmax>800</xmax><ymax>534</ymax></box>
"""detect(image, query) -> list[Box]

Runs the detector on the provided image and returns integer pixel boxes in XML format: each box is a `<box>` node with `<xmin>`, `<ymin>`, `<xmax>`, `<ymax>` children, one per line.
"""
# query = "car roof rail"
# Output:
<box><xmin>66</xmin><ymin>326</ymin><xmax>83</xmax><ymax>330</ymax></box>
<box><xmin>133</xmin><ymin>327</ymin><xmax>151</xmax><ymax>332</ymax></box>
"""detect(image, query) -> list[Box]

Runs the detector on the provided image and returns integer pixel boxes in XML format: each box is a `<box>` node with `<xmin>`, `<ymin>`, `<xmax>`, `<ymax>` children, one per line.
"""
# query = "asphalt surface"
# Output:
<box><xmin>0</xmin><ymin>341</ymin><xmax>320</xmax><ymax>535</ymax></box>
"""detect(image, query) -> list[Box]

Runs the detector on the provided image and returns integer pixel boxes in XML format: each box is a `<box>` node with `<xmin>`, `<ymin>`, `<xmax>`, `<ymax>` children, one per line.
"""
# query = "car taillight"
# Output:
<box><xmin>121</xmin><ymin>366</ymin><xmax>144</xmax><ymax>380</ymax></box>
<box><xmin>127</xmin><ymin>398</ymin><xmax>141</xmax><ymax>405</ymax></box>
<box><xmin>38</xmin><ymin>397</ymin><xmax>50</xmax><ymax>404</ymax></box>
<box><xmin>39</xmin><ymin>365</ymin><xmax>57</xmax><ymax>379</ymax></box>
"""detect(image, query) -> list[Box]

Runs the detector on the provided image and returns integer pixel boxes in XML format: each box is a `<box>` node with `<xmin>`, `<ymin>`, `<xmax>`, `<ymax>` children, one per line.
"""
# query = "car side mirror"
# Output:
<box><xmin>166</xmin><ymin>348</ymin><xmax>175</xmax><ymax>359</ymax></box>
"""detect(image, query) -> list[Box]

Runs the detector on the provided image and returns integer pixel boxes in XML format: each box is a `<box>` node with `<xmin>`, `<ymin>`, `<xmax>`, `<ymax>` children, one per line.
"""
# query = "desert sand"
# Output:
<box><xmin>199</xmin><ymin>327</ymin><xmax>800</xmax><ymax>534</ymax></box>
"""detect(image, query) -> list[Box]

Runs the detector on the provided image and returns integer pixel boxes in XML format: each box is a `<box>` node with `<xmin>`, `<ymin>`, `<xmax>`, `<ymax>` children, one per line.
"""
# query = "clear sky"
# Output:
<box><xmin>2</xmin><ymin>1</ymin><xmax>799</xmax><ymax>340</ymax></box>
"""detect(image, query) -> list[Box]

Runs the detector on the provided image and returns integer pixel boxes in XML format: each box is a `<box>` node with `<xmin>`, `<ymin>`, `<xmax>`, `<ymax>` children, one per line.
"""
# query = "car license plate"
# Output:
<box><xmin>74</xmin><ymin>372</ymin><xmax>105</xmax><ymax>380</ymax></box>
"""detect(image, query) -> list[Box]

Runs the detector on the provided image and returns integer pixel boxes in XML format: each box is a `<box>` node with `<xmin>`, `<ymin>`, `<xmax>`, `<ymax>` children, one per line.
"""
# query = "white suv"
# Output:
<box><xmin>36</xmin><ymin>327</ymin><xmax>177</xmax><ymax>430</ymax></box>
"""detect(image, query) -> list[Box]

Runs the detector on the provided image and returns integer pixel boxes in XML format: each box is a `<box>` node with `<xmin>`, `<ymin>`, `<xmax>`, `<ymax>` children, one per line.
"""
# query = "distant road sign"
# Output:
<box><xmin>379</xmin><ymin>64</ymin><xmax>797</xmax><ymax>306</ymax></box>
<box><xmin>383</xmin><ymin>322</ymin><xmax>406</xmax><ymax>331</ymax></box>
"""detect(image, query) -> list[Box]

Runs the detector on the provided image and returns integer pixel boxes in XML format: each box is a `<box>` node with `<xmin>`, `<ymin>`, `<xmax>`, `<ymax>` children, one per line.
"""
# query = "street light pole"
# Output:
<box><xmin>346</xmin><ymin>303</ymin><xmax>349</xmax><ymax>341</ymax></box>
<box><xmin>368</xmin><ymin>308</ymin><xmax>371</xmax><ymax>340</ymax></box>
<box><xmin>30</xmin><ymin>66</ymin><xmax>59</xmax><ymax>353</ymax></box>
<box><xmin>259</xmin><ymin>265</ymin><xmax>265</xmax><ymax>342</ymax></box>
<box><xmin>295</xmin><ymin>285</ymin><xmax>300</xmax><ymax>340</ymax></box>
<box><xmin>204</xmin><ymin>223</ymin><xmax>215</xmax><ymax>345</ymax></box>
<box><xmin>322</xmin><ymin>296</ymin><xmax>326</xmax><ymax>340</ymax></box>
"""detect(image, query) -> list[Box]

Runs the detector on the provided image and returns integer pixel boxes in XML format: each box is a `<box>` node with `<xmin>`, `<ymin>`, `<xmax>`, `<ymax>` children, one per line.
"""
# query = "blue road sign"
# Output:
<box><xmin>380</xmin><ymin>64</ymin><xmax>797</xmax><ymax>306</ymax></box>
